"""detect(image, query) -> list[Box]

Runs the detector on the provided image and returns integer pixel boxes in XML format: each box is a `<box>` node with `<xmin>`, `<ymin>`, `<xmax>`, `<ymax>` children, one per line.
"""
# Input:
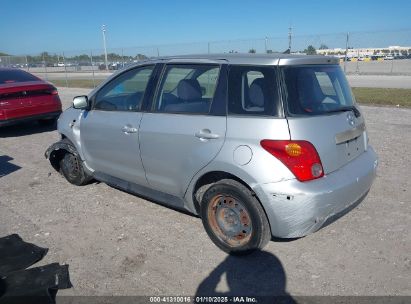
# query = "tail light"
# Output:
<box><xmin>0</xmin><ymin>101</ymin><xmax>10</xmax><ymax>109</ymax></box>
<box><xmin>260</xmin><ymin>140</ymin><xmax>324</xmax><ymax>182</ymax></box>
<box><xmin>48</xmin><ymin>87</ymin><xmax>59</xmax><ymax>95</ymax></box>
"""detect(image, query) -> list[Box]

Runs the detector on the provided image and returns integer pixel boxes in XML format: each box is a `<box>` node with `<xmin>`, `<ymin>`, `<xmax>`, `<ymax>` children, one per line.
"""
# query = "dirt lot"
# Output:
<box><xmin>0</xmin><ymin>87</ymin><xmax>410</xmax><ymax>297</ymax></box>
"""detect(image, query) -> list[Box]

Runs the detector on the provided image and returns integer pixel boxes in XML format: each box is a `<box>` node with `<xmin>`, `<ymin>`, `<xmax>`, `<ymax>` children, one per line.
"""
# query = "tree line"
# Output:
<box><xmin>24</xmin><ymin>52</ymin><xmax>149</xmax><ymax>64</ymax></box>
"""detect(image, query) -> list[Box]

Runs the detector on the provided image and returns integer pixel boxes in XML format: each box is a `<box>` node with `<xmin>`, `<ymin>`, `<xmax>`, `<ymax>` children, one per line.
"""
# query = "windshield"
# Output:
<box><xmin>283</xmin><ymin>65</ymin><xmax>356</xmax><ymax>116</ymax></box>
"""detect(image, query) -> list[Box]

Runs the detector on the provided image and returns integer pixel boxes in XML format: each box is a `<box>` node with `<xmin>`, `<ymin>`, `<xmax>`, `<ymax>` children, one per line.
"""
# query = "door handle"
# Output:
<box><xmin>195</xmin><ymin>129</ymin><xmax>220</xmax><ymax>140</ymax></box>
<box><xmin>121</xmin><ymin>126</ymin><xmax>138</xmax><ymax>134</ymax></box>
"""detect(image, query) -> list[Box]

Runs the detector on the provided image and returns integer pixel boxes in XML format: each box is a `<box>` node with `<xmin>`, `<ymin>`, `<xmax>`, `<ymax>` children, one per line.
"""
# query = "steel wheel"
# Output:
<box><xmin>207</xmin><ymin>194</ymin><xmax>253</xmax><ymax>247</ymax></box>
<box><xmin>58</xmin><ymin>141</ymin><xmax>92</xmax><ymax>186</ymax></box>
<box><xmin>62</xmin><ymin>153</ymin><xmax>81</xmax><ymax>180</ymax></box>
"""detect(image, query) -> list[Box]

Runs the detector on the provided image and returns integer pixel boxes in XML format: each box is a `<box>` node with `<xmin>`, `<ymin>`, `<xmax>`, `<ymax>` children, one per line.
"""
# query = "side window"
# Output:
<box><xmin>228</xmin><ymin>66</ymin><xmax>279</xmax><ymax>116</ymax></box>
<box><xmin>94</xmin><ymin>66</ymin><xmax>154</xmax><ymax>111</ymax></box>
<box><xmin>155</xmin><ymin>65</ymin><xmax>220</xmax><ymax>114</ymax></box>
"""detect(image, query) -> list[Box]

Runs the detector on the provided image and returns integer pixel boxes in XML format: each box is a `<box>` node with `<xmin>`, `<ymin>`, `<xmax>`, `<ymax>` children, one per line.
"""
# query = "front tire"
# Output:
<box><xmin>200</xmin><ymin>179</ymin><xmax>271</xmax><ymax>255</ymax></box>
<box><xmin>59</xmin><ymin>147</ymin><xmax>91</xmax><ymax>186</ymax></box>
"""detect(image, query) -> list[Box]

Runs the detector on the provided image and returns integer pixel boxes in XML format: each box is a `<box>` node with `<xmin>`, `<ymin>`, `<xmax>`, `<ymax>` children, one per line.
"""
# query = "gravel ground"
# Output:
<box><xmin>0</xmin><ymin>87</ymin><xmax>410</xmax><ymax>297</ymax></box>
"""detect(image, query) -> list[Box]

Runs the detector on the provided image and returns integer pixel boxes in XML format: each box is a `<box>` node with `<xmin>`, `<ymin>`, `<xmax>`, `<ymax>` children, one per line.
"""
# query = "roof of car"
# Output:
<box><xmin>136</xmin><ymin>53</ymin><xmax>339</xmax><ymax>66</ymax></box>
<box><xmin>0</xmin><ymin>68</ymin><xmax>23</xmax><ymax>71</ymax></box>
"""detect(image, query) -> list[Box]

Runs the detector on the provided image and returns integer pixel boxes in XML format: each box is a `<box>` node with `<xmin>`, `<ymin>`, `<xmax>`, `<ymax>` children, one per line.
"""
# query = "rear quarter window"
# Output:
<box><xmin>228</xmin><ymin>66</ymin><xmax>280</xmax><ymax>116</ymax></box>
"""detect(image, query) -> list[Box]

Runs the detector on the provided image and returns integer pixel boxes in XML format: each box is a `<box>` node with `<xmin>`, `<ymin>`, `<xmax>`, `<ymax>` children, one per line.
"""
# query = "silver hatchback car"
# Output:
<box><xmin>46</xmin><ymin>54</ymin><xmax>378</xmax><ymax>254</ymax></box>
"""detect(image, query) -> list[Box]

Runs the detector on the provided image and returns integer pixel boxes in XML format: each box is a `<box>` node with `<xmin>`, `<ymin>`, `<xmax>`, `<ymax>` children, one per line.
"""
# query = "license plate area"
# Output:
<box><xmin>345</xmin><ymin>136</ymin><xmax>363</xmax><ymax>161</ymax></box>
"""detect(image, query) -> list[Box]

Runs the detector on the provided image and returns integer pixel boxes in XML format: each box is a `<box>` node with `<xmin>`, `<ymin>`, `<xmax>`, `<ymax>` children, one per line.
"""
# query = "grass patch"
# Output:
<box><xmin>352</xmin><ymin>87</ymin><xmax>411</xmax><ymax>107</ymax></box>
<box><xmin>50</xmin><ymin>79</ymin><xmax>103</xmax><ymax>89</ymax></box>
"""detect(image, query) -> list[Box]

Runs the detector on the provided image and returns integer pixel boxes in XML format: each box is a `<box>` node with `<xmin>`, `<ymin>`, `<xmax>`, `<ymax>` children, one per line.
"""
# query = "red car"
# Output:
<box><xmin>0</xmin><ymin>69</ymin><xmax>62</xmax><ymax>127</ymax></box>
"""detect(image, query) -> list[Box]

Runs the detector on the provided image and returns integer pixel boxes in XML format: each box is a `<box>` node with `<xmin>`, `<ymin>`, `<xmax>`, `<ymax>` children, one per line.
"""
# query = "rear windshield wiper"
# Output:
<box><xmin>325</xmin><ymin>105</ymin><xmax>361</xmax><ymax>117</ymax></box>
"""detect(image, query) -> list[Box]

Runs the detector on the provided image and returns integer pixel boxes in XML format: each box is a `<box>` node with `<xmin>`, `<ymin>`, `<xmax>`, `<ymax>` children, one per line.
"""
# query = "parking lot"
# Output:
<box><xmin>0</xmin><ymin>87</ymin><xmax>410</xmax><ymax>297</ymax></box>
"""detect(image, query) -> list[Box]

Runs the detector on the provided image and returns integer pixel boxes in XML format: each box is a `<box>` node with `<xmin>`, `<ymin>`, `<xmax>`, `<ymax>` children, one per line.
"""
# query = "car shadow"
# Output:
<box><xmin>0</xmin><ymin>121</ymin><xmax>56</xmax><ymax>138</ymax></box>
<box><xmin>0</xmin><ymin>155</ymin><xmax>21</xmax><ymax>178</ymax></box>
<box><xmin>195</xmin><ymin>250</ymin><xmax>296</xmax><ymax>303</ymax></box>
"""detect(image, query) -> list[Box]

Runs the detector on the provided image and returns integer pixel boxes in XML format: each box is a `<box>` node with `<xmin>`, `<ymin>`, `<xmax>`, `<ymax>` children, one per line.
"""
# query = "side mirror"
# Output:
<box><xmin>73</xmin><ymin>95</ymin><xmax>89</xmax><ymax>110</ymax></box>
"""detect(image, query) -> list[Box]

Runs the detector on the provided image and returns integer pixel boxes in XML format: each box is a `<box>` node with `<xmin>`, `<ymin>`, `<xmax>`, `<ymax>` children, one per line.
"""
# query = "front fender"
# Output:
<box><xmin>56</xmin><ymin>107</ymin><xmax>85</xmax><ymax>160</ymax></box>
<box><xmin>45</xmin><ymin>138</ymin><xmax>93</xmax><ymax>176</ymax></box>
<box><xmin>45</xmin><ymin>139</ymin><xmax>79</xmax><ymax>160</ymax></box>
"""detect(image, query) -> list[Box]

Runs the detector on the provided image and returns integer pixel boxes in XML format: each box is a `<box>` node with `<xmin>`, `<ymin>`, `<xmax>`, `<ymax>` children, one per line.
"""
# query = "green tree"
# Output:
<box><xmin>248</xmin><ymin>48</ymin><xmax>256</xmax><ymax>54</ymax></box>
<box><xmin>319</xmin><ymin>44</ymin><xmax>329</xmax><ymax>50</ymax></box>
<box><xmin>135</xmin><ymin>53</ymin><xmax>148</xmax><ymax>60</ymax></box>
<box><xmin>304</xmin><ymin>45</ymin><xmax>317</xmax><ymax>55</ymax></box>
<box><xmin>40</xmin><ymin>52</ymin><xmax>49</xmax><ymax>58</ymax></box>
<box><xmin>74</xmin><ymin>54</ymin><xmax>91</xmax><ymax>61</ymax></box>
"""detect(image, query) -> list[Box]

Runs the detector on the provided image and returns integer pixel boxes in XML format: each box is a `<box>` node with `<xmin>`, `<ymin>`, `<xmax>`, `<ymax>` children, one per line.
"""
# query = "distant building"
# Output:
<box><xmin>317</xmin><ymin>46</ymin><xmax>411</xmax><ymax>58</ymax></box>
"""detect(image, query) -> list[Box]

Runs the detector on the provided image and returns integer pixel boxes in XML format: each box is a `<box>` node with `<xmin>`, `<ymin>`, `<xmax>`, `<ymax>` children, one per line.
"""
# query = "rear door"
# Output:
<box><xmin>139</xmin><ymin>63</ymin><xmax>227</xmax><ymax>198</ymax></box>
<box><xmin>80</xmin><ymin>65</ymin><xmax>155</xmax><ymax>185</ymax></box>
<box><xmin>282</xmin><ymin>65</ymin><xmax>367</xmax><ymax>174</ymax></box>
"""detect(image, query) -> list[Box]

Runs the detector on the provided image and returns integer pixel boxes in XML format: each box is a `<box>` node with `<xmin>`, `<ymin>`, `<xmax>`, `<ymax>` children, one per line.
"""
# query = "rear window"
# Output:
<box><xmin>283</xmin><ymin>65</ymin><xmax>355</xmax><ymax>116</ymax></box>
<box><xmin>0</xmin><ymin>69</ymin><xmax>39</xmax><ymax>84</ymax></box>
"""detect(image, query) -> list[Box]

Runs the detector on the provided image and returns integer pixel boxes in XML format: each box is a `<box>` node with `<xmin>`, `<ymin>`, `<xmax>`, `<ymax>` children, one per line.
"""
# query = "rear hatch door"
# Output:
<box><xmin>282</xmin><ymin>64</ymin><xmax>367</xmax><ymax>174</ymax></box>
<box><xmin>287</xmin><ymin>112</ymin><xmax>366</xmax><ymax>174</ymax></box>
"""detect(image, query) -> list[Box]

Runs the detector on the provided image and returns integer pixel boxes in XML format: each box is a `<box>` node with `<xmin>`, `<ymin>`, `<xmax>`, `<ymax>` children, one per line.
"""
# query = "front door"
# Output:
<box><xmin>80</xmin><ymin>65</ymin><xmax>154</xmax><ymax>185</ymax></box>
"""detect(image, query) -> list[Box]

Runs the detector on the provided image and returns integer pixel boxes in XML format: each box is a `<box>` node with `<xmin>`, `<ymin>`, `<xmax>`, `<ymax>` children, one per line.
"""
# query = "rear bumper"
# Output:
<box><xmin>253</xmin><ymin>147</ymin><xmax>378</xmax><ymax>238</ymax></box>
<box><xmin>0</xmin><ymin>111</ymin><xmax>61</xmax><ymax>127</ymax></box>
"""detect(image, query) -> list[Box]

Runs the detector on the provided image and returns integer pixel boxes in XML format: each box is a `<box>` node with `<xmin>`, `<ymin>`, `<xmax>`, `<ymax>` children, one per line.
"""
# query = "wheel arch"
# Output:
<box><xmin>191</xmin><ymin>170</ymin><xmax>268</xmax><ymax>222</ymax></box>
<box><xmin>45</xmin><ymin>138</ymin><xmax>80</xmax><ymax>172</ymax></box>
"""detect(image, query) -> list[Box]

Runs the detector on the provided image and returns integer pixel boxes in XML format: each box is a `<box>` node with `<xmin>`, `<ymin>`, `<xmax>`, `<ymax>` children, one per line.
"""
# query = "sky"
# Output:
<box><xmin>1</xmin><ymin>0</ymin><xmax>410</xmax><ymax>55</ymax></box>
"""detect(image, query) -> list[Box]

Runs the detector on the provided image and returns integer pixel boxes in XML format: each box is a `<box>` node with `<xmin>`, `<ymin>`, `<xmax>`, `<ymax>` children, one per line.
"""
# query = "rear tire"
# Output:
<box><xmin>59</xmin><ymin>141</ymin><xmax>91</xmax><ymax>186</ymax></box>
<box><xmin>200</xmin><ymin>179</ymin><xmax>271</xmax><ymax>255</ymax></box>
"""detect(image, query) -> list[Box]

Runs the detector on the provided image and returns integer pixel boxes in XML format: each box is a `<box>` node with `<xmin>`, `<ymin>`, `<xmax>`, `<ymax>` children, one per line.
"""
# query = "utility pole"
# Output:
<box><xmin>62</xmin><ymin>52</ymin><xmax>68</xmax><ymax>88</ymax></box>
<box><xmin>102</xmin><ymin>24</ymin><xmax>108</xmax><ymax>71</ymax></box>
<box><xmin>90</xmin><ymin>50</ymin><xmax>96</xmax><ymax>88</ymax></box>
<box><xmin>344</xmin><ymin>32</ymin><xmax>349</xmax><ymax>73</ymax></box>
<box><xmin>264</xmin><ymin>37</ymin><xmax>268</xmax><ymax>53</ymax></box>
<box><xmin>288</xmin><ymin>26</ymin><xmax>293</xmax><ymax>53</ymax></box>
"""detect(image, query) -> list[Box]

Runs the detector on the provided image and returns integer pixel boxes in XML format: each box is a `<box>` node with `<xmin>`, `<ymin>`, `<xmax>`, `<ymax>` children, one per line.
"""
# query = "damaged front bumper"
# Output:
<box><xmin>253</xmin><ymin>147</ymin><xmax>378</xmax><ymax>238</ymax></box>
